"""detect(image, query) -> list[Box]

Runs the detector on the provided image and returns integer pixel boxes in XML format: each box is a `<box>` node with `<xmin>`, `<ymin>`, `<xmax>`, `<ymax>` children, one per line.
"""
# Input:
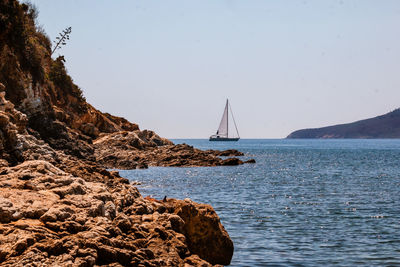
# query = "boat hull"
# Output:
<box><xmin>209</xmin><ymin>137</ymin><xmax>240</xmax><ymax>141</ymax></box>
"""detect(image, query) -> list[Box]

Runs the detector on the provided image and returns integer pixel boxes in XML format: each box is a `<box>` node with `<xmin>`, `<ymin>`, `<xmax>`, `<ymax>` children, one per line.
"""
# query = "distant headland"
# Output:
<box><xmin>287</xmin><ymin>108</ymin><xmax>400</xmax><ymax>139</ymax></box>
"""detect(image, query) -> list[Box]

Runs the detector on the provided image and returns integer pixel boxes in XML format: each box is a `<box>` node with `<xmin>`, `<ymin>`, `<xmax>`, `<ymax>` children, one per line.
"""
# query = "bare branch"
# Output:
<box><xmin>51</xmin><ymin>26</ymin><xmax>72</xmax><ymax>56</ymax></box>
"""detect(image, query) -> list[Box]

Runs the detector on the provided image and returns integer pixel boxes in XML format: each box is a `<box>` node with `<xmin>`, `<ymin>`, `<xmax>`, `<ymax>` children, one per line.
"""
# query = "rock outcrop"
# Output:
<box><xmin>0</xmin><ymin>160</ymin><xmax>233</xmax><ymax>266</ymax></box>
<box><xmin>0</xmin><ymin>84</ymin><xmax>27</xmax><ymax>165</ymax></box>
<box><xmin>0</xmin><ymin>82</ymin><xmax>237</xmax><ymax>266</ymax></box>
<box><xmin>94</xmin><ymin>133</ymin><xmax>247</xmax><ymax>169</ymax></box>
<box><xmin>0</xmin><ymin>85</ymin><xmax>235</xmax><ymax>265</ymax></box>
<box><xmin>0</xmin><ymin>1</ymin><xmax>238</xmax><ymax>266</ymax></box>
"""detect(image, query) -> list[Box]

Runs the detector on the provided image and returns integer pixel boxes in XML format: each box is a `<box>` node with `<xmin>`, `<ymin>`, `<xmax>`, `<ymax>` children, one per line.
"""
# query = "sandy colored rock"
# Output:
<box><xmin>172</xmin><ymin>199</ymin><xmax>234</xmax><ymax>265</ymax></box>
<box><xmin>0</xmin><ymin>160</ymin><xmax>234</xmax><ymax>266</ymax></box>
<box><xmin>0</xmin><ymin>2</ymin><xmax>236</xmax><ymax>266</ymax></box>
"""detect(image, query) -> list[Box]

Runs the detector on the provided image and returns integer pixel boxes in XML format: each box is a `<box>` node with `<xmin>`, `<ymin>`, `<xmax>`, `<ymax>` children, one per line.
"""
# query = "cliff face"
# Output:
<box><xmin>287</xmin><ymin>109</ymin><xmax>400</xmax><ymax>139</ymax></box>
<box><xmin>0</xmin><ymin>0</ymin><xmax>144</xmax><ymax>161</ymax></box>
<box><xmin>0</xmin><ymin>0</ymin><xmax>246</xmax><ymax>168</ymax></box>
<box><xmin>0</xmin><ymin>1</ymin><xmax>236</xmax><ymax>265</ymax></box>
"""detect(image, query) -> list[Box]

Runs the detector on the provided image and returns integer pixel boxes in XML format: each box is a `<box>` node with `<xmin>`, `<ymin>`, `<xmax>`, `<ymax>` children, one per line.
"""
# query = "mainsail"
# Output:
<box><xmin>216</xmin><ymin>100</ymin><xmax>229</xmax><ymax>137</ymax></box>
<box><xmin>212</xmin><ymin>99</ymin><xmax>239</xmax><ymax>140</ymax></box>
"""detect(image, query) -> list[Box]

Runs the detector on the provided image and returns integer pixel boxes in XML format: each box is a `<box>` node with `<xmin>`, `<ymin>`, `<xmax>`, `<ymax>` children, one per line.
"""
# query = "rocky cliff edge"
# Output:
<box><xmin>0</xmin><ymin>1</ymin><xmax>240</xmax><ymax>265</ymax></box>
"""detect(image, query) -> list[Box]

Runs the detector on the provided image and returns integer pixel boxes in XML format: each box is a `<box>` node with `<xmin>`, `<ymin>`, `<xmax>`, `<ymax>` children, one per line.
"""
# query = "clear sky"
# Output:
<box><xmin>30</xmin><ymin>0</ymin><xmax>400</xmax><ymax>138</ymax></box>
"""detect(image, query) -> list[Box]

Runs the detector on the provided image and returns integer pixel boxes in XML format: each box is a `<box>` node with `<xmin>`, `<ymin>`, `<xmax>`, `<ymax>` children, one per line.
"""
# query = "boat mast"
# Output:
<box><xmin>226</xmin><ymin>99</ymin><xmax>229</xmax><ymax>138</ymax></box>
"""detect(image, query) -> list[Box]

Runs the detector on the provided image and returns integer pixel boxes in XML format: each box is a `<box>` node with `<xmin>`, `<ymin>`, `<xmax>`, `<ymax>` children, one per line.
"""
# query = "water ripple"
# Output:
<box><xmin>120</xmin><ymin>139</ymin><xmax>400</xmax><ymax>266</ymax></box>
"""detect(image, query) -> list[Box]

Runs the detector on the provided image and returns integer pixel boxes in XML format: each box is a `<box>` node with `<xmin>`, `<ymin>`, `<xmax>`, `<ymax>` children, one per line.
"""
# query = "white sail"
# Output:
<box><xmin>210</xmin><ymin>99</ymin><xmax>239</xmax><ymax>141</ymax></box>
<box><xmin>217</xmin><ymin>99</ymin><xmax>229</xmax><ymax>137</ymax></box>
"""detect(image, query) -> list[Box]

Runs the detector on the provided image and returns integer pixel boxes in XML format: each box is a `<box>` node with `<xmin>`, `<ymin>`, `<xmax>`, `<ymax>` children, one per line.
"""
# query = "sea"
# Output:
<box><xmin>119</xmin><ymin>139</ymin><xmax>400</xmax><ymax>266</ymax></box>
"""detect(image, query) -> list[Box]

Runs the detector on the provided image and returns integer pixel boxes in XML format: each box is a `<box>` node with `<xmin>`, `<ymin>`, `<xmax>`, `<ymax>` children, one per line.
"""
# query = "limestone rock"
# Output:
<box><xmin>173</xmin><ymin>200</ymin><xmax>234</xmax><ymax>265</ymax></box>
<box><xmin>0</xmin><ymin>159</ymin><xmax>234</xmax><ymax>266</ymax></box>
<box><xmin>0</xmin><ymin>3</ymin><xmax>237</xmax><ymax>265</ymax></box>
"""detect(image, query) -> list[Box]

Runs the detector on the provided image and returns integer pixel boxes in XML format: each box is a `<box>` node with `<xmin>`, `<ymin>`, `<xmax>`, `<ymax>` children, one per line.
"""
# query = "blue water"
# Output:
<box><xmin>119</xmin><ymin>139</ymin><xmax>400</xmax><ymax>266</ymax></box>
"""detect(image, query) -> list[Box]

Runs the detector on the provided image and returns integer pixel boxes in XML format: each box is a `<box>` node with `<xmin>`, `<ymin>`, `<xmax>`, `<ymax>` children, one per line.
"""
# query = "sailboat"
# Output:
<box><xmin>209</xmin><ymin>99</ymin><xmax>240</xmax><ymax>141</ymax></box>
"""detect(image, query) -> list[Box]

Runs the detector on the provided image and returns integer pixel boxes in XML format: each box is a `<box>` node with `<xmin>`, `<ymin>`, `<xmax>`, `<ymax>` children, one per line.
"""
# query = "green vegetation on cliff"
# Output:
<box><xmin>0</xmin><ymin>0</ymin><xmax>140</xmax><ymax>160</ymax></box>
<box><xmin>0</xmin><ymin>0</ymin><xmax>84</xmax><ymax>110</ymax></box>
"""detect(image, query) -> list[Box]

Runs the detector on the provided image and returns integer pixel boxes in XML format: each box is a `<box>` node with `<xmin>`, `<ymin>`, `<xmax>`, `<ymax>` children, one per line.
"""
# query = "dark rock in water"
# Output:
<box><xmin>207</xmin><ymin>149</ymin><xmax>244</xmax><ymax>156</ymax></box>
<box><xmin>287</xmin><ymin>108</ymin><xmax>400</xmax><ymax>138</ymax></box>
<box><xmin>244</xmin><ymin>159</ymin><xmax>256</xmax><ymax>163</ymax></box>
<box><xmin>222</xmin><ymin>157</ymin><xmax>243</xmax><ymax>166</ymax></box>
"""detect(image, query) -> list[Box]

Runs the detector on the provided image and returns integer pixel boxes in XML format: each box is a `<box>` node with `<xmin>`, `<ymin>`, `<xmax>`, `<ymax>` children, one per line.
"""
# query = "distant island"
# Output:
<box><xmin>287</xmin><ymin>108</ymin><xmax>400</xmax><ymax>138</ymax></box>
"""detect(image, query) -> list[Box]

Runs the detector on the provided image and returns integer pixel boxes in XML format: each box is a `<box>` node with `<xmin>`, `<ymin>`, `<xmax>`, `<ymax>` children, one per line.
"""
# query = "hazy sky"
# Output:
<box><xmin>31</xmin><ymin>0</ymin><xmax>400</xmax><ymax>138</ymax></box>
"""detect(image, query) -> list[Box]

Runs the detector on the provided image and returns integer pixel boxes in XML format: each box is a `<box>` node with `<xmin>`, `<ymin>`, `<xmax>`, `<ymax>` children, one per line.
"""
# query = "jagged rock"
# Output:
<box><xmin>0</xmin><ymin>89</ymin><xmax>28</xmax><ymax>164</ymax></box>
<box><xmin>104</xmin><ymin>201</ymin><xmax>116</xmax><ymax>220</ymax></box>
<box><xmin>184</xmin><ymin>254</ymin><xmax>215</xmax><ymax>267</ymax></box>
<box><xmin>0</xmin><ymin>159</ymin><xmax>8</xmax><ymax>168</ymax></box>
<box><xmin>0</xmin><ymin>112</ymin><xmax>9</xmax><ymax>127</ymax></box>
<box><xmin>94</xmin><ymin>136</ymin><xmax>249</xmax><ymax>169</ymax></box>
<box><xmin>168</xmin><ymin>214</ymin><xmax>185</xmax><ymax>233</ymax></box>
<box><xmin>0</xmin><ymin>197</ymin><xmax>15</xmax><ymax>223</ymax></box>
<box><xmin>114</xmin><ymin>213</ymin><xmax>132</xmax><ymax>233</ymax></box>
<box><xmin>0</xmin><ymin>2</ymin><xmax>236</xmax><ymax>266</ymax></box>
<box><xmin>172</xmin><ymin>200</ymin><xmax>234</xmax><ymax>265</ymax></box>
<box><xmin>0</xmin><ymin>157</ymin><xmax>234</xmax><ymax>266</ymax></box>
<box><xmin>80</xmin><ymin>122</ymin><xmax>99</xmax><ymax>138</ymax></box>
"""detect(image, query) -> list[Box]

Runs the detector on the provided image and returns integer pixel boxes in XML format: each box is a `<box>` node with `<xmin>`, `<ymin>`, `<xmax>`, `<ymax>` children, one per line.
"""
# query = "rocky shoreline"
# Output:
<box><xmin>0</xmin><ymin>82</ymin><xmax>242</xmax><ymax>265</ymax></box>
<box><xmin>93</xmin><ymin>131</ymin><xmax>251</xmax><ymax>169</ymax></box>
<box><xmin>0</xmin><ymin>1</ymin><xmax>254</xmax><ymax>265</ymax></box>
<box><xmin>0</xmin><ymin>159</ymin><xmax>233</xmax><ymax>266</ymax></box>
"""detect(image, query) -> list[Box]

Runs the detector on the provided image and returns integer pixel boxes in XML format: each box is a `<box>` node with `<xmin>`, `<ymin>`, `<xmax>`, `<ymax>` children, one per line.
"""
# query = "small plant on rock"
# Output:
<box><xmin>51</xmin><ymin>26</ymin><xmax>71</xmax><ymax>56</ymax></box>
